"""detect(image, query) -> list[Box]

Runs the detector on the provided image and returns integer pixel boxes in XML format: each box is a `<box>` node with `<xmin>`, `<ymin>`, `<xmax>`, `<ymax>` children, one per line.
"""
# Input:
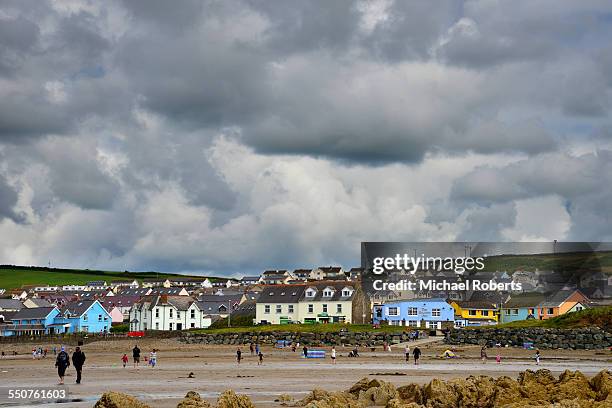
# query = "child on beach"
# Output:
<box><xmin>149</xmin><ymin>349</ymin><xmax>157</xmax><ymax>368</ymax></box>
<box><xmin>331</xmin><ymin>346</ymin><xmax>336</xmax><ymax>364</ymax></box>
<box><xmin>236</xmin><ymin>348</ymin><xmax>242</xmax><ymax>364</ymax></box>
<box><xmin>535</xmin><ymin>349</ymin><xmax>541</xmax><ymax>365</ymax></box>
<box><xmin>496</xmin><ymin>353</ymin><xmax>501</xmax><ymax>364</ymax></box>
<box><xmin>404</xmin><ymin>345</ymin><xmax>410</xmax><ymax>363</ymax></box>
<box><xmin>258</xmin><ymin>351</ymin><xmax>263</xmax><ymax>365</ymax></box>
<box><xmin>121</xmin><ymin>354</ymin><xmax>129</xmax><ymax>368</ymax></box>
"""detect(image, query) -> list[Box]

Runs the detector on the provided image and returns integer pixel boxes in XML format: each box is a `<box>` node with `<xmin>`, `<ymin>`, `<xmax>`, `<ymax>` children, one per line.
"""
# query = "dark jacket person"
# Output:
<box><xmin>72</xmin><ymin>347</ymin><xmax>86</xmax><ymax>384</ymax></box>
<box><xmin>55</xmin><ymin>347</ymin><xmax>70</xmax><ymax>385</ymax></box>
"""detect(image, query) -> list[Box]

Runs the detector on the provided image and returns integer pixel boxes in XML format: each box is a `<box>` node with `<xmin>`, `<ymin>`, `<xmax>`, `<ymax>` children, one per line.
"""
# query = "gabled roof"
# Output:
<box><xmin>12</xmin><ymin>307</ymin><xmax>57</xmax><ymax>320</ymax></box>
<box><xmin>150</xmin><ymin>287</ymin><xmax>188</xmax><ymax>296</ymax></box>
<box><xmin>61</xmin><ymin>300</ymin><xmax>99</xmax><ymax>317</ymax></box>
<box><xmin>539</xmin><ymin>289</ymin><xmax>587</xmax><ymax>308</ymax></box>
<box><xmin>302</xmin><ymin>282</ymin><xmax>356</xmax><ymax>301</ymax></box>
<box><xmin>258</xmin><ymin>285</ymin><xmax>306</xmax><ymax>303</ymax></box>
<box><xmin>453</xmin><ymin>300</ymin><xmax>497</xmax><ymax>310</ymax></box>
<box><xmin>26</xmin><ymin>299</ymin><xmax>52</xmax><ymax>307</ymax></box>
<box><xmin>0</xmin><ymin>299</ymin><xmax>24</xmax><ymax>310</ymax></box>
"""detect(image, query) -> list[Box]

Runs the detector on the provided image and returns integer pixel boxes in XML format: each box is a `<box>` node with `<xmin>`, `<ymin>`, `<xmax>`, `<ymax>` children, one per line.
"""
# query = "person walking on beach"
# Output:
<box><xmin>149</xmin><ymin>349</ymin><xmax>157</xmax><ymax>368</ymax></box>
<box><xmin>331</xmin><ymin>346</ymin><xmax>336</xmax><ymax>364</ymax></box>
<box><xmin>303</xmin><ymin>345</ymin><xmax>308</xmax><ymax>358</ymax></box>
<box><xmin>55</xmin><ymin>347</ymin><xmax>70</xmax><ymax>385</ymax></box>
<box><xmin>480</xmin><ymin>346</ymin><xmax>488</xmax><ymax>364</ymax></box>
<box><xmin>258</xmin><ymin>351</ymin><xmax>264</xmax><ymax>365</ymax></box>
<box><xmin>72</xmin><ymin>346</ymin><xmax>86</xmax><ymax>384</ymax></box>
<box><xmin>236</xmin><ymin>348</ymin><xmax>242</xmax><ymax>364</ymax></box>
<box><xmin>132</xmin><ymin>345</ymin><xmax>141</xmax><ymax>368</ymax></box>
<box><xmin>121</xmin><ymin>353</ymin><xmax>129</xmax><ymax>368</ymax></box>
<box><xmin>255</xmin><ymin>343</ymin><xmax>260</xmax><ymax>356</ymax></box>
<box><xmin>412</xmin><ymin>346</ymin><xmax>421</xmax><ymax>366</ymax></box>
<box><xmin>249</xmin><ymin>343</ymin><xmax>255</xmax><ymax>356</ymax></box>
<box><xmin>404</xmin><ymin>345</ymin><xmax>410</xmax><ymax>363</ymax></box>
<box><xmin>535</xmin><ymin>349</ymin><xmax>541</xmax><ymax>365</ymax></box>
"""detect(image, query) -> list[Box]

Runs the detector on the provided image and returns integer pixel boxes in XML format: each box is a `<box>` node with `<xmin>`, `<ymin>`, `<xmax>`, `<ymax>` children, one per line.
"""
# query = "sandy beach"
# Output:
<box><xmin>0</xmin><ymin>338</ymin><xmax>610</xmax><ymax>407</ymax></box>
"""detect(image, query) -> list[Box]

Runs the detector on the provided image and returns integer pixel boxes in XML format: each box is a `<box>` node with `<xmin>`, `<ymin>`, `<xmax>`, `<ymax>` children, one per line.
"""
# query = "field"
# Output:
<box><xmin>482</xmin><ymin>250</ymin><xmax>612</xmax><ymax>274</ymax></box>
<box><xmin>0</xmin><ymin>266</ymin><xmax>216</xmax><ymax>290</ymax></box>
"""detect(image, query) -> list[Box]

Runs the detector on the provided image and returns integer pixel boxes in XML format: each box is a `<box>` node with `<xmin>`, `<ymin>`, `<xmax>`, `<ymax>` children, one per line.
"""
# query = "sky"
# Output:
<box><xmin>1</xmin><ymin>0</ymin><xmax>611</xmax><ymax>277</ymax></box>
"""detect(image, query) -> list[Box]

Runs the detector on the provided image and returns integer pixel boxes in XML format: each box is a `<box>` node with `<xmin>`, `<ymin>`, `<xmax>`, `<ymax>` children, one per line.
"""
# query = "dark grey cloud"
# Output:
<box><xmin>0</xmin><ymin>174</ymin><xmax>23</xmax><ymax>222</ymax></box>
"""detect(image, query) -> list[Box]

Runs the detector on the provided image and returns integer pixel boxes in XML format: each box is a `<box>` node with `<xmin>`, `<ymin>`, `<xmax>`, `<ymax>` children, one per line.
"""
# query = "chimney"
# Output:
<box><xmin>160</xmin><ymin>294</ymin><xmax>168</xmax><ymax>304</ymax></box>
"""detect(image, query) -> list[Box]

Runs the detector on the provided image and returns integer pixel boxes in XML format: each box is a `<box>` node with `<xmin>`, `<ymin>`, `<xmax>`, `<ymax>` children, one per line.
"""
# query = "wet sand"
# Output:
<box><xmin>0</xmin><ymin>338</ymin><xmax>610</xmax><ymax>407</ymax></box>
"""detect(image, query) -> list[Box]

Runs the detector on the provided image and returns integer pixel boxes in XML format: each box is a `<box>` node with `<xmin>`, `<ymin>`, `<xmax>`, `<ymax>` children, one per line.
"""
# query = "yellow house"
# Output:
<box><xmin>451</xmin><ymin>300</ymin><xmax>498</xmax><ymax>327</ymax></box>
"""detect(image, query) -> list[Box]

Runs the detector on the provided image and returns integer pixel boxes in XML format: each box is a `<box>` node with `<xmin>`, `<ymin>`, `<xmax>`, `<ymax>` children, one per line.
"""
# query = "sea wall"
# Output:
<box><xmin>180</xmin><ymin>330</ymin><xmax>421</xmax><ymax>346</ymax></box>
<box><xmin>444</xmin><ymin>326</ymin><xmax>612</xmax><ymax>349</ymax></box>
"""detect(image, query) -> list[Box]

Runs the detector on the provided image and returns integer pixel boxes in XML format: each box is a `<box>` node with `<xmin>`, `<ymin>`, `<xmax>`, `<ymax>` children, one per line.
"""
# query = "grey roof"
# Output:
<box><xmin>0</xmin><ymin>311</ymin><xmax>18</xmax><ymax>322</ymax></box>
<box><xmin>118</xmin><ymin>288</ymin><xmax>151</xmax><ymax>296</ymax></box>
<box><xmin>12</xmin><ymin>307</ymin><xmax>57</xmax><ymax>320</ymax></box>
<box><xmin>241</xmin><ymin>276</ymin><xmax>260</xmax><ymax>281</ymax></box>
<box><xmin>539</xmin><ymin>289</ymin><xmax>586</xmax><ymax>307</ymax></box>
<box><xmin>197</xmin><ymin>294</ymin><xmax>243</xmax><ymax>304</ymax></box>
<box><xmin>26</xmin><ymin>299</ymin><xmax>52</xmax><ymax>307</ymax></box>
<box><xmin>0</xmin><ymin>299</ymin><xmax>24</xmax><ymax>310</ymax></box>
<box><xmin>504</xmin><ymin>293</ymin><xmax>546</xmax><ymax>308</ymax></box>
<box><xmin>196</xmin><ymin>300</ymin><xmax>231</xmax><ymax>314</ymax></box>
<box><xmin>150</xmin><ymin>287</ymin><xmax>188</xmax><ymax>295</ymax></box>
<box><xmin>87</xmin><ymin>281</ymin><xmax>107</xmax><ymax>286</ymax></box>
<box><xmin>302</xmin><ymin>282</ymin><xmax>356</xmax><ymax>301</ymax></box>
<box><xmin>258</xmin><ymin>285</ymin><xmax>306</xmax><ymax>303</ymax></box>
<box><xmin>61</xmin><ymin>300</ymin><xmax>97</xmax><ymax>316</ymax></box>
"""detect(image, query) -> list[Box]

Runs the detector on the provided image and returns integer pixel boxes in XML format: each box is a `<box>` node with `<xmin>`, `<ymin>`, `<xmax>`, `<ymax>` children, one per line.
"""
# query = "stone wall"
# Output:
<box><xmin>444</xmin><ymin>326</ymin><xmax>612</xmax><ymax>349</ymax></box>
<box><xmin>180</xmin><ymin>330</ymin><xmax>422</xmax><ymax>346</ymax></box>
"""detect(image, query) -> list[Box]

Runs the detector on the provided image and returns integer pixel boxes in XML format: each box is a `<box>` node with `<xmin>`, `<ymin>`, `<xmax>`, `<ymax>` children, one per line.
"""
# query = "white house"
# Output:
<box><xmin>62</xmin><ymin>285</ymin><xmax>88</xmax><ymax>291</ymax></box>
<box><xmin>130</xmin><ymin>296</ymin><xmax>211</xmax><ymax>331</ymax></box>
<box><xmin>33</xmin><ymin>286</ymin><xmax>60</xmax><ymax>292</ymax></box>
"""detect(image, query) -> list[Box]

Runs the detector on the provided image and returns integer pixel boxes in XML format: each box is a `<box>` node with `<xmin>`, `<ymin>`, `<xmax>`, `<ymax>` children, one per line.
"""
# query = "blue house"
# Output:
<box><xmin>55</xmin><ymin>300</ymin><xmax>112</xmax><ymax>334</ymax></box>
<box><xmin>4</xmin><ymin>307</ymin><xmax>61</xmax><ymax>336</ymax></box>
<box><xmin>373</xmin><ymin>298</ymin><xmax>455</xmax><ymax>329</ymax></box>
<box><xmin>500</xmin><ymin>293</ymin><xmax>545</xmax><ymax>324</ymax></box>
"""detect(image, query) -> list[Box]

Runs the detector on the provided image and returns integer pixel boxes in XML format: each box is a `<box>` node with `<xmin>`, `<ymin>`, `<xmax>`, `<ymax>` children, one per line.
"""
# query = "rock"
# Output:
<box><xmin>451</xmin><ymin>375</ymin><xmax>497</xmax><ymax>407</ymax></box>
<box><xmin>216</xmin><ymin>390</ymin><xmax>256</xmax><ymax>408</ymax></box>
<box><xmin>492</xmin><ymin>376</ymin><xmax>523</xmax><ymax>406</ymax></box>
<box><xmin>422</xmin><ymin>378</ymin><xmax>458</xmax><ymax>408</ymax></box>
<box><xmin>518</xmin><ymin>369</ymin><xmax>557</xmax><ymax>402</ymax></box>
<box><xmin>297</xmin><ymin>389</ymin><xmax>363</xmax><ymax>408</ymax></box>
<box><xmin>357</xmin><ymin>380</ymin><xmax>398</xmax><ymax>406</ymax></box>
<box><xmin>94</xmin><ymin>392</ymin><xmax>151</xmax><ymax>408</ymax></box>
<box><xmin>554</xmin><ymin>370</ymin><xmax>596</xmax><ymax>402</ymax></box>
<box><xmin>395</xmin><ymin>384</ymin><xmax>424</xmax><ymax>405</ymax></box>
<box><xmin>348</xmin><ymin>378</ymin><xmax>381</xmax><ymax>396</ymax></box>
<box><xmin>176</xmin><ymin>391</ymin><xmax>212</xmax><ymax>408</ymax></box>
<box><xmin>590</xmin><ymin>370</ymin><xmax>612</xmax><ymax>402</ymax></box>
<box><xmin>385</xmin><ymin>399</ymin><xmax>423</xmax><ymax>408</ymax></box>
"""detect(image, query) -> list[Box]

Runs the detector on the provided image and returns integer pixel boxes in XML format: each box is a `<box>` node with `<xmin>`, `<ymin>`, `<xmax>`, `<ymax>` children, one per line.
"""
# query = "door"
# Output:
<box><xmin>177</xmin><ymin>323</ymin><xmax>182</xmax><ymax>330</ymax></box>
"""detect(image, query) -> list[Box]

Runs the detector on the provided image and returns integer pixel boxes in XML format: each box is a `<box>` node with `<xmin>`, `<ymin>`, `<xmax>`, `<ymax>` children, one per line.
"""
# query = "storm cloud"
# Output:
<box><xmin>0</xmin><ymin>0</ymin><xmax>611</xmax><ymax>274</ymax></box>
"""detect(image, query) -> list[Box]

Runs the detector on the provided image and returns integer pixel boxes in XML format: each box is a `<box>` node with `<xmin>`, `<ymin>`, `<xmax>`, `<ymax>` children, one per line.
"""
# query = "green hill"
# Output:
<box><xmin>482</xmin><ymin>250</ymin><xmax>612</xmax><ymax>274</ymax></box>
<box><xmin>496</xmin><ymin>306</ymin><xmax>612</xmax><ymax>331</ymax></box>
<box><xmin>0</xmin><ymin>265</ymin><xmax>219</xmax><ymax>291</ymax></box>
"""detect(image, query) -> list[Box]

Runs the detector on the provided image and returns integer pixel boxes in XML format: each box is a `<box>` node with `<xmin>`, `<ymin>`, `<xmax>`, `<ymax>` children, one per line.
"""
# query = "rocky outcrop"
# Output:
<box><xmin>176</xmin><ymin>391</ymin><xmax>212</xmax><ymax>408</ymax></box>
<box><xmin>445</xmin><ymin>326</ymin><xmax>612</xmax><ymax>349</ymax></box>
<box><xmin>294</xmin><ymin>369</ymin><xmax>612</xmax><ymax>408</ymax></box>
<box><xmin>216</xmin><ymin>390</ymin><xmax>256</xmax><ymax>408</ymax></box>
<box><xmin>93</xmin><ymin>392</ymin><xmax>152</xmax><ymax>408</ymax></box>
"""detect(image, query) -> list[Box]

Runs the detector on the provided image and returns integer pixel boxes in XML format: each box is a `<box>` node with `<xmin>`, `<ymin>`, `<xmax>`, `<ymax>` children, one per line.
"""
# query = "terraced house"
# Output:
<box><xmin>451</xmin><ymin>300</ymin><xmax>498</xmax><ymax>327</ymax></box>
<box><xmin>255</xmin><ymin>282</ymin><xmax>367</xmax><ymax>324</ymax></box>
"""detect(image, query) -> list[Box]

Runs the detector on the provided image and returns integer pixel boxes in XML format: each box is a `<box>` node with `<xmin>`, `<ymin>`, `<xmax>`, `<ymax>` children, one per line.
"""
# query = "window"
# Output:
<box><xmin>408</xmin><ymin>320</ymin><xmax>418</xmax><ymax>327</ymax></box>
<box><xmin>388</xmin><ymin>307</ymin><xmax>399</xmax><ymax>316</ymax></box>
<box><xmin>169</xmin><ymin>323</ymin><xmax>174</xmax><ymax>330</ymax></box>
<box><xmin>155</xmin><ymin>322</ymin><xmax>159</xmax><ymax>330</ymax></box>
<box><xmin>408</xmin><ymin>307</ymin><xmax>418</xmax><ymax>316</ymax></box>
<box><xmin>323</xmin><ymin>289</ymin><xmax>334</xmax><ymax>297</ymax></box>
<box><xmin>288</xmin><ymin>304</ymin><xmax>294</xmax><ymax>313</ymax></box>
<box><xmin>83</xmin><ymin>314</ymin><xmax>88</xmax><ymax>321</ymax></box>
<box><xmin>264</xmin><ymin>305</ymin><xmax>270</xmax><ymax>314</ymax></box>
<box><xmin>306</xmin><ymin>288</ymin><xmax>316</xmax><ymax>297</ymax></box>
<box><xmin>389</xmin><ymin>320</ymin><xmax>400</xmax><ymax>326</ymax></box>
<box><xmin>512</xmin><ymin>309</ymin><xmax>519</xmax><ymax>315</ymax></box>
<box><xmin>547</xmin><ymin>308</ymin><xmax>554</xmax><ymax>315</ymax></box>
<box><xmin>322</xmin><ymin>304</ymin><xmax>328</xmax><ymax>313</ymax></box>
<box><xmin>337</xmin><ymin>304</ymin><xmax>342</xmax><ymax>313</ymax></box>
<box><xmin>342</xmin><ymin>289</ymin><xmax>352</xmax><ymax>297</ymax></box>
<box><xmin>191</xmin><ymin>323</ymin><xmax>195</xmax><ymax>328</ymax></box>
<box><xmin>468</xmin><ymin>310</ymin><xmax>477</xmax><ymax>316</ymax></box>
<box><xmin>191</xmin><ymin>309</ymin><xmax>195</xmax><ymax>319</ymax></box>
<box><xmin>169</xmin><ymin>309</ymin><xmax>173</xmax><ymax>318</ymax></box>
<box><xmin>575</xmin><ymin>306</ymin><xmax>583</xmax><ymax>311</ymax></box>
<box><xmin>276</xmin><ymin>305</ymin><xmax>282</xmax><ymax>314</ymax></box>
<box><xmin>308</xmin><ymin>304</ymin><xmax>314</xmax><ymax>313</ymax></box>
<box><xmin>96</xmin><ymin>314</ymin><xmax>101</xmax><ymax>321</ymax></box>
<box><xmin>177</xmin><ymin>311</ymin><xmax>181</xmax><ymax>319</ymax></box>
<box><xmin>431</xmin><ymin>308</ymin><xmax>441</xmax><ymax>317</ymax></box>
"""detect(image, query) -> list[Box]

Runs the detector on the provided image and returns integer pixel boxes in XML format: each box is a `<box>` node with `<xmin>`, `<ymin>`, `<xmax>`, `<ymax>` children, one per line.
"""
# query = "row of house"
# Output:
<box><xmin>241</xmin><ymin>267</ymin><xmax>362</xmax><ymax>286</ymax></box>
<box><xmin>372</xmin><ymin>289</ymin><xmax>592</xmax><ymax>328</ymax></box>
<box><xmin>0</xmin><ymin>300</ymin><xmax>111</xmax><ymax>336</ymax></box>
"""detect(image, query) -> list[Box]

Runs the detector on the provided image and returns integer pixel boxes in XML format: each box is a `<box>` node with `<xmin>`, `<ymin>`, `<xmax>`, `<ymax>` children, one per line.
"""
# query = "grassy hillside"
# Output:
<box><xmin>495</xmin><ymin>306</ymin><xmax>612</xmax><ymax>331</ymax></box>
<box><xmin>0</xmin><ymin>265</ymin><xmax>217</xmax><ymax>290</ymax></box>
<box><xmin>482</xmin><ymin>250</ymin><xmax>612</xmax><ymax>274</ymax></box>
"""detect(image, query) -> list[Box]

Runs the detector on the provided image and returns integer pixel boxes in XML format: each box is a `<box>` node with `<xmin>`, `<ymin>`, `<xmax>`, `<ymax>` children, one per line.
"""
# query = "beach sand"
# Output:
<box><xmin>1</xmin><ymin>338</ymin><xmax>610</xmax><ymax>407</ymax></box>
